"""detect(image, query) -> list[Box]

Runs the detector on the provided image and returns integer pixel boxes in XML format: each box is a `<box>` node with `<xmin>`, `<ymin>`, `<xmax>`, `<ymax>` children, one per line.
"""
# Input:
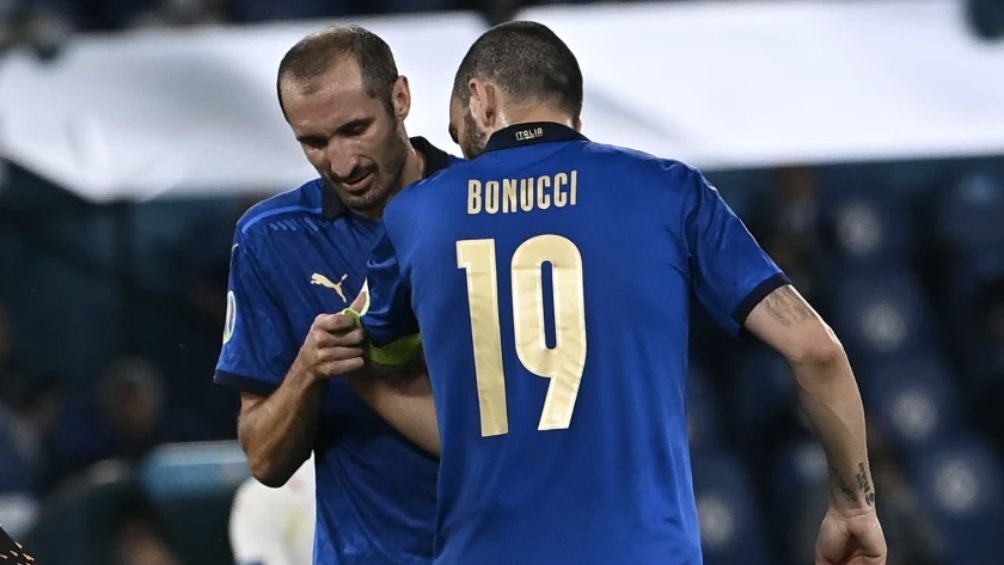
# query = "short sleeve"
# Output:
<box><xmin>682</xmin><ymin>167</ymin><xmax>789</xmax><ymax>334</ymax></box>
<box><xmin>360</xmin><ymin>225</ymin><xmax>420</xmax><ymax>349</ymax></box>
<box><xmin>214</xmin><ymin>236</ymin><xmax>298</xmax><ymax>395</ymax></box>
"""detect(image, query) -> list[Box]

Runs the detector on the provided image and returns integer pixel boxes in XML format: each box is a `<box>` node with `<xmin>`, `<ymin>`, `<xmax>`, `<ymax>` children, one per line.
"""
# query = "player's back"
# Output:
<box><xmin>375</xmin><ymin>124</ymin><xmax>784</xmax><ymax>565</ymax></box>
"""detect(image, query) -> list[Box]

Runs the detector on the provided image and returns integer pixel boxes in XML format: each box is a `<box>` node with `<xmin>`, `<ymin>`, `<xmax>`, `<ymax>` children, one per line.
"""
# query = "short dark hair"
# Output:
<box><xmin>277</xmin><ymin>25</ymin><xmax>399</xmax><ymax>120</ymax></box>
<box><xmin>452</xmin><ymin>21</ymin><xmax>583</xmax><ymax>121</ymax></box>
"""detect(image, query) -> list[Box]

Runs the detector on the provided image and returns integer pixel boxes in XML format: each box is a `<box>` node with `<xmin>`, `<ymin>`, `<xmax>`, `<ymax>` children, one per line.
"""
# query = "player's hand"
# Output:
<box><xmin>814</xmin><ymin>504</ymin><xmax>886</xmax><ymax>565</ymax></box>
<box><xmin>294</xmin><ymin>312</ymin><xmax>365</xmax><ymax>381</ymax></box>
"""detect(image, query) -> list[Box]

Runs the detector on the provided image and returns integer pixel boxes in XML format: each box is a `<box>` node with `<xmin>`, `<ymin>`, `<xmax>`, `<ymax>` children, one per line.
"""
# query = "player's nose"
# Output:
<box><xmin>327</xmin><ymin>141</ymin><xmax>362</xmax><ymax>180</ymax></box>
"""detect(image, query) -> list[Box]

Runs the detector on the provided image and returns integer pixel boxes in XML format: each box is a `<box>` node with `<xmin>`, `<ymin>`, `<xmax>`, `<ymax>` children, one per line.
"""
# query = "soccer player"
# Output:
<box><xmin>353</xmin><ymin>21</ymin><xmax>887</xmax><ymax>565</ymax></box>
<box><xmin>214</xmin><ymin>25</ymin><xmax>454</xmax><ymax>564</ymax></box>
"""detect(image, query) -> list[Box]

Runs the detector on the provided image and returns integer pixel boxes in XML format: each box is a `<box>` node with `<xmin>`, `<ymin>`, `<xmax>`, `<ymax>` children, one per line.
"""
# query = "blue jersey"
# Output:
<box><xmin>215</xmin><ymin>138</ymin><xmax>456</xmax><ymax>565</ymax></box>
<box><xmin>362</xmin><ymin>124</ymin><xmax>787</xmax><ymax>565</ymax></box>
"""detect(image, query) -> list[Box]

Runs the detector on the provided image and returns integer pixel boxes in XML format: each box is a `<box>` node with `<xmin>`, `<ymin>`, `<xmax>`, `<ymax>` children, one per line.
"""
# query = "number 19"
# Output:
<box><xmin>457</xmin><ymin>235</ymin><xmax>587</xmax><ymax>437</ymax></box>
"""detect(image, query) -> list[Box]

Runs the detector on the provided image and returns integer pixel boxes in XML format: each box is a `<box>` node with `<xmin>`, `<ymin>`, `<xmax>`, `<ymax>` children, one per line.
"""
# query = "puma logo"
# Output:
<box><xmin>311</xmin><ymin>273</ymin><xmax>349</xmax><ymax>303</ymax></box>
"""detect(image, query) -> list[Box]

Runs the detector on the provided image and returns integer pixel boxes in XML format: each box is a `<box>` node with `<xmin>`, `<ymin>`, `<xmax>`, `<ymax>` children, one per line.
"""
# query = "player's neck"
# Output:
<box><xmin>398</xmin><ymin>137</ymin><xmax>426</xmax><ymax>190</ymax></box>
<box><xmin>357</xmin><ymin>135</ymin><xmax>424</xmax><ymax>220</ymax></box>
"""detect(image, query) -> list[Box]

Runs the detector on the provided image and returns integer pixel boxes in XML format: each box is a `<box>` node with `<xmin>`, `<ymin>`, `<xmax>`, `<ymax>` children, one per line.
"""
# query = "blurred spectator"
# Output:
<box><xmin>108</xmin><ymin>496</ymin><xmax>183</xmax><ymax>565</ymax></box>
<box><xmin>100</xmin><ymin>358</ymin><xmax>167</xmax><ymax>456</ymax></box>
<box><xmin>26</xmin><ymin>461</ymin><xmax>182</xmax><ymax>565</ymax></box>
<box><xmin>47</xmin><ymin>356</ymin><xmax>198</xmax><ymax>485</ymax></box>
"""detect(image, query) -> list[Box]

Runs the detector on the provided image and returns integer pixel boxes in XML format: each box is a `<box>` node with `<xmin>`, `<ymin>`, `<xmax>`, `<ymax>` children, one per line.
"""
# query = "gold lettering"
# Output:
<box><xmin>485</xmin><ymin>181</ymin><xmax>500</xmax><ymax>214</ymax></box>
<box><xmin>537</xmin><ymin>175</ymin><xmax>551</xmax><ymax>210</ymax></box>
<box><xmin>554</xmin><ymin>173</ymin><xmax>568</xmax><ymax>207</ymax></box>
<box><xmin>468</xmin><ymin>180</ymin><xmax>482</xmax><ymax>215</ymax></box>
<box><xmin>520</xmin><ymin>178</ymin><xmax>535</xmax><ymax>212</ymax></box>
<box><xmin>503</xmin><ymin>179</ymin><xmax>518</xmax><ymax>214</ymax></box>
<box><xmin>570</xmin><ymin>170</ymin><xmax>578</xmax><ymax>206</ymax></box>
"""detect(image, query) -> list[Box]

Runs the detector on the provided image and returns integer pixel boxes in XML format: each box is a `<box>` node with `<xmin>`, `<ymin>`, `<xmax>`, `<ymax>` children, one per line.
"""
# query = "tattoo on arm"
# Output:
<box><xmin>856</xmin><ymin>462</ymin><xmax>876</xmax><ymax>506</ymax></box>
<box><xmin>832</xmin><ymin>462</ymin><xmax>876</xmax><ymax>506</ymax></box>
<box><xmin>763</xmin><ymin>285</ymin><xmax>813</xmax><ymax>326</ymax></box>
<box><xmin>832</xmin><ymin>465</ymin><xmax>859</xmax><ymax>504</ymax></box>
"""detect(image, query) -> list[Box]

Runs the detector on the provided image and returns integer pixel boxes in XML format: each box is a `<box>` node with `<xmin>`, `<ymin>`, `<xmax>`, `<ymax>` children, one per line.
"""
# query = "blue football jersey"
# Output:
<box><xmin>362</xmin><ymin>124</ymin><xmax>787</xmax><ymax>564</ymax></box>
<box><xmin>215</xmin><ymin>138</ymin><xmax>457</xmax><ymax>565</ymax></box>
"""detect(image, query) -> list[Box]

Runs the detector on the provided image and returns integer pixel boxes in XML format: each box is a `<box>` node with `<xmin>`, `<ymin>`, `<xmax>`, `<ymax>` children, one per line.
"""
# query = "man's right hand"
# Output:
<box><xmin>292</xmin><ymin>313</ymin><xmax>366</xmax><ymax>382</ymax></box>
<box><xmin>815</xmin><ymin>504</ymin><xmax>886</xmax><ymax>565</ymax></box>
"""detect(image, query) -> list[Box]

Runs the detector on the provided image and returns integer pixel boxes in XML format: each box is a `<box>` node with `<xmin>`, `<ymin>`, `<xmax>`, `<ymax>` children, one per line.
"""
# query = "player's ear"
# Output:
<box><xmin>391</xmin><ymin>75</ymin><xmax>411</xmax><ymax>122</ymax></box>
<box><xmin>467</xmin><ymin>78</ymin><xmax>497</xmax><ymax>130</ymax></box>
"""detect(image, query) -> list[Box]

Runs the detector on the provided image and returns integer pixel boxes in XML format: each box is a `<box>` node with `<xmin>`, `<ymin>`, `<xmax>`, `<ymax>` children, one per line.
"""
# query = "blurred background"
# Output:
<box><xmin>2</xmin><ymin>0</ymin><xmax>1004</xmax><ymax>563</ymax></box>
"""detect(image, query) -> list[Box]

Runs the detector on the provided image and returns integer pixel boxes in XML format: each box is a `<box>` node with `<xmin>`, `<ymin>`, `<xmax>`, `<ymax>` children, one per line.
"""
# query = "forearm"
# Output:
<box><xmin>791</xmin><ymin>350</ymin><xmax>875</xmax><ymax>512</ymax></box>
<box><xmin>349</xmin><ymin>374</ymin><xmax>441</xmax><ymax>457</ymax></box>
<box><xmin>239</xmin><ymin>366</ymin><xmax>325</xmax><ymax>487</ymax></box>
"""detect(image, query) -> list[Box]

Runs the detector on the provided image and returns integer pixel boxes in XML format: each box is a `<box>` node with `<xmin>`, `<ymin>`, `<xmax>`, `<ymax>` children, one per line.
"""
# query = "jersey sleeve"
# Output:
<box><xmin>681</xmin><ymin>165</ymin><xmax>789</xmax><ymax>334</ymax></box>
<box><xmin>359</xmin><ymin>224</ymin><xmax>421</xmax><ymax>357</ymax></box>
<box><xmin>214</xmin><ymin>235</ymin><xmax>298</xmax><ymax>395</ymax></box>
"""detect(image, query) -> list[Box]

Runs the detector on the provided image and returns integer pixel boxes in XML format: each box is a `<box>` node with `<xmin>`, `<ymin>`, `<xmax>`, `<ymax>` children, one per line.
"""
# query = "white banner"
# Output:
<box><xmin>1</xmin><ymin>1</ymin><xmax>1003</xmax><ymax>202</ymax></box>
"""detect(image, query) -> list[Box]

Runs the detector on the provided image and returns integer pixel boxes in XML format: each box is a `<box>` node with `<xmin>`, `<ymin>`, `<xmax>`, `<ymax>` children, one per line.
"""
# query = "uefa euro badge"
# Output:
<box><xmin>223</xmin><ymin>290</ymin><xmax>237</xmax><ymax>344</ymax></box>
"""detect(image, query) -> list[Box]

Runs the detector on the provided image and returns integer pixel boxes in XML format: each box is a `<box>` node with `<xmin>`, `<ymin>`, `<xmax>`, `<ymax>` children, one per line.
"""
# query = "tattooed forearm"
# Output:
<box><xmin>762</xmin><ymin>285</ymin><xmax>813</xmax><ymax>326</ymax></box>
<box><xmin>832</xmin><ymin>465</ymin><xmax>859</xmax><ymax>504</ymax></box>
<box><xmin>856</xmin><ymin>462</ymin><xmax>876</xmax><ymax>506</ymax></box>
<box><xmin>831</xmin><ymin>462</ymin><xmax>876</xmax><ymax>507</ymax></box>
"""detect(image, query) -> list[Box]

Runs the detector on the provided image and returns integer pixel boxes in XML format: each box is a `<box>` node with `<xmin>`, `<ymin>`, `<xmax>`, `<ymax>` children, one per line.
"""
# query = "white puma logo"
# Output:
<box><xmin>311</xmin><ymin>273</ymin><xmax>349</xmax><ymax>303</ymax></box>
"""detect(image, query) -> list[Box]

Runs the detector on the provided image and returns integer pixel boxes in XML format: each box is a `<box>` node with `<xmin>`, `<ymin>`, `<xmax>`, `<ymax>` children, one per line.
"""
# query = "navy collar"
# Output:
<box><xmin>322</xmin><ymin>136</ymin><xmax>451</xmax><ymax>219</ymax></box>
<box><xmin>483</xmin><ymin>122</ymin><xmax>587</xmax><ymax>154</ymax></box>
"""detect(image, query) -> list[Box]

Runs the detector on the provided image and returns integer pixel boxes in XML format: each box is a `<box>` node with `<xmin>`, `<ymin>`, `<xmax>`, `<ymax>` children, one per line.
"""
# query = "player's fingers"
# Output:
<box><xmin>314</xmin><ymin>312</ymin><xmax>358</xmax><ymax>332</ymax></box>
<box><xmin>349</xmin><ymin>286</ymin><xmax>368</xmax><ymax>313</ymax></box>
<box><xmin>330</xmin><ymin>328</ymin><xmax>365</xmax><ymax>346</ymax></box>
<box><xmin>321</xmin><ymin>346</ymin><xmax>364</xmax><ymax>362</ymax></box>
<box><xmin>319</xmin><ymin>357</ymin><xmax>365</xmax><ymax>377</ymax></box>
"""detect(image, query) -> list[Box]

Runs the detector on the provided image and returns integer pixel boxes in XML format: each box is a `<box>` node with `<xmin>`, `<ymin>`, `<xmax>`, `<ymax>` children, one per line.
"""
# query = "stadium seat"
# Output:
<box><xmin>936</xmin><ymin>172</ymin><xmax>1004</xmax><ymax>255</ymax></box>
<box><xmin>828</xmin><ymin>266</ymin><xmax>936</xmax><ymax>366</ymax></box>
<box><xmin>692</xmin><ymin>450</ymin><xmax>773</xmax><ymax>565</ymax></box>
<box><xmin>728</xmin><ymin>346</ymin><xmax>799</xmax><ymax>446</ymax></box>
<box><xmin>906</xmin><ymin>435</ymin><xmax>1004</xmax><ymax>564</ymax></box>
<box><xmin>861</xmin><ymin>354</ymin><xmax>962</xmax><ymax>453</ymax></box>
<box><xmin>819</xmin><ymin>188</ymin><xmax>912</xmax><ymax>265</ymax></box>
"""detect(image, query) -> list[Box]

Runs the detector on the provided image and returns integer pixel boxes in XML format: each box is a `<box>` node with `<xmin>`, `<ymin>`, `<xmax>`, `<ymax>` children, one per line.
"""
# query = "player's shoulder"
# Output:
<box><xmin>234</xmin><ymin>178</ymin><xmax>326</xmax><ymax>241</ymax></box>
<box><xmin>580</xmin><ymin>141</ymin><xmax>703</xmax><ymax>185</ymax></box>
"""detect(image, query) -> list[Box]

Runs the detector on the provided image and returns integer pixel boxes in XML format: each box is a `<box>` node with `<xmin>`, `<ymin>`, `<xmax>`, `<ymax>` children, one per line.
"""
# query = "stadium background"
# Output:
<box><xmin>2</xmin><ymin>0</ymin><xmax>1004</xmax><ymax>563</ymax></box>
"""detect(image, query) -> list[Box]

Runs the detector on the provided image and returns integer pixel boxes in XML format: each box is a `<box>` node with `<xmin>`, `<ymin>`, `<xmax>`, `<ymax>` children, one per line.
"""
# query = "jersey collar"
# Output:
<box><xmin>483</xmin><ymin>121</ymin><xmax>587</xmax><ymax>154</ymax></box>
<box><xmin>322</xmin><ymin>136</ymin><xmax>451</xmax><ymax>219</ymax></box>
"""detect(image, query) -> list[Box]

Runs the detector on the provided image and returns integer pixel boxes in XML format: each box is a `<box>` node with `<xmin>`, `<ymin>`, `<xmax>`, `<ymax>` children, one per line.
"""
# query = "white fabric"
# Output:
<box><xmin>1</xmin><ymin>1</ymin><xmax>1003</xmax><ymax>202</ymax></box>
<box><xmin>229</xmin><ymin>457</ymin><xmax>316</xmax><ymax>565</ymax></box>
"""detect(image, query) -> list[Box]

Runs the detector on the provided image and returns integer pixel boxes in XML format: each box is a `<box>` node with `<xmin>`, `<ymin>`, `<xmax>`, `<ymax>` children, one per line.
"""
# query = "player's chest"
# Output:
<box><xmin>267</xmin><ymin>222</ymin><xmax>376</xmax><ymax>318</ymax></box>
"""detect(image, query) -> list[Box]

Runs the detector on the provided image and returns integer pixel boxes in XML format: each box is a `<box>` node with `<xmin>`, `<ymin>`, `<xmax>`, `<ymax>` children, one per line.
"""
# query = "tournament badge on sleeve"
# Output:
<box><xmin>0</xmin><ymin>523</ymin><xmax>34</xmax><ymax>564</ymax></box>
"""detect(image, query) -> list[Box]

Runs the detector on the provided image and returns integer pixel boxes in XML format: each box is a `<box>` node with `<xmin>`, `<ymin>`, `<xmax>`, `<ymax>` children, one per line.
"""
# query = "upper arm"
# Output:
<box><xmin>744</xmin><ymin>284</ymin><xmax>843</xmax><ymax>365</ymax></box>
<box><xmin>215</xmin><ymin>236</ymin><xmax>296</xmax><ymax>393</ymax></box>
<box><xmin>679</xmin><ymin>164</ymin><xmax>789</xmax><ymax>334</ymax></box>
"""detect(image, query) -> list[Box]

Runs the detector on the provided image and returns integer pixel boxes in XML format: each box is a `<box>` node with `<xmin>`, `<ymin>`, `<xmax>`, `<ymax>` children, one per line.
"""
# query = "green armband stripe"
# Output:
<box><xmin>341</xmin><ymin>308</ymin><xmax>422</xmax><ymax>366</ymax></box>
